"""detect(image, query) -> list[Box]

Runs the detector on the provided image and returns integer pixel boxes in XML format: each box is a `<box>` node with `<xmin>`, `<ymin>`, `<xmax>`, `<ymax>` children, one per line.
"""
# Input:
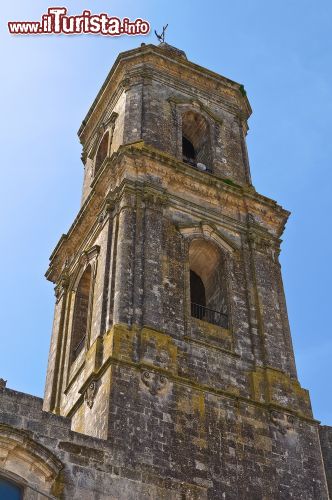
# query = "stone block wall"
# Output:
<box><xmin>320</xmin><ymin>425</ymin><xmax>332</xmax><ymax>497</ymax></box>
<box><xmin>0</xmin><ymin>384</ymin><xmax>329</xmax><ymax>499</ymax></box>
<box><xmin>0</xmin><ymin>388</ymin><xmax>206</xmax><ymax>499</ymax></box>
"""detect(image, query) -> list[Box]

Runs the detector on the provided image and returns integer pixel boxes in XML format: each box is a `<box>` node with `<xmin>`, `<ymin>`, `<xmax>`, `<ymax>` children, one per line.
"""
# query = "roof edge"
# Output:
<box><xmin>78</xmin><ymin>43</ymin><xmax>252</xmax><ymax>140</ymax></box>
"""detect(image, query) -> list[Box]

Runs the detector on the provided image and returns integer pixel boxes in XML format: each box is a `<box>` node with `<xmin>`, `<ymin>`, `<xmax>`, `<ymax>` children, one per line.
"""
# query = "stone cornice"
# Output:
<box><xmin>177</xmin><ymin>221</ymin><xmax>240</xmax><ymax>255</ymax></box>
<box><xmin>65</xmin><ymin>324</ymin><xmax>316</xmax><ymax>424</ymax></box>
<box><xmin>167</xmin><ymin>96</ymin><xmax>224</xmax><ymax>124</ymax></box>
<box><xmin>126</xmin><ymin>64</ymin><xmax>242</xmax><ymax>118</ymax></box>
<box><xmin>0</xmin><ymin>423</ymin><xmax>64</xmax><ymax>477</ymax></box>
<box><xmin>46</xmin><ymin>142</ymin><xmax>289</xmax><ymax>283</ymax></box>
<box><xmin>78</xmin><ymin>44</ymin><xmax>251</xmax><ymax>144</ymax></box>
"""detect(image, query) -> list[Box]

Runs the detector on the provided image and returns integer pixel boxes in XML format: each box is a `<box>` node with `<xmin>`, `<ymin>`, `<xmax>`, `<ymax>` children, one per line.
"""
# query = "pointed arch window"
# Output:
<box><xmin>70</xmin><ymin>265</ymin><xmax>92</xmax><ymax>362</ymax></box>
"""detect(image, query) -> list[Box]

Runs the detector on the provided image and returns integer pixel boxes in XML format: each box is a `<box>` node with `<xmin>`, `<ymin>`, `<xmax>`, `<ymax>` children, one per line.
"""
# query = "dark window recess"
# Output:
<box><xmin>190</xmin><ymin>270</ymin><xmax>206</xmax><ymax>307</ymax></box>
<box><xmin>70</xmin><ymin>266</ymin><xmax>92</xmax><ymax>362</ymax></box>
<box><xmin>182</xmin><ymin>136</ymin><xmax>197</xmax><ymax>166</ymax></box>
<box><xmin>95</xmin><ymin>131</ymin><xmax>109</xmax><ymax>175</ymax></box>
<box><xmin>189</xmin><ymin>239</ymin><xmax>229</xmax><ymax>329</ymax></box>
<box><xmin>181</xmin><ymin>111</ymin><xmax>212</xmax><ymax>172</ymax></box>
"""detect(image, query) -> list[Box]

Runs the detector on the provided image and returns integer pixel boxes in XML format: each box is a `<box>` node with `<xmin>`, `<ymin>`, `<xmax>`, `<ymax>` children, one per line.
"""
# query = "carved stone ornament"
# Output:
<box><xmin>142</xmin><ymin>191</ymin><xmax>169</xmax><ymax>209</ymax></box>
<box><xmin>270</xmin><ymin>410</ymin><xmax>295</xmax><ymax>435</ymax></box>
<box><xmin>79</xmin><ymin>245</ymin><xmax>101</xmax><ymax>269</ymax></box>
<box><xmin>167</xmin><ymin>96</ymin><xmax>223</xmax><ymax>125</ymax></box>
<box><xmin>81</xmin><ymin>148</ymin><xmax>88</xmax><ymax>165</ymax></box>
<box><xmin>54</xmin><ymin>273</ymin><xmax>69</xmax><ymax>303</ymax></box>
<box><xmin>98</xmin><ymin>200</ymin><xmax>115</xmax><ymax>224</ymax></box>
<box><xmin>87</xmin><ymin>111</ymin><xmax>118</xmax><ymax>161</ymax></box>
<box><xmin>141</xmin><ymin>371</ymin><xmax>167</xmax><ymax>396</ymax></box>
<box><xmin>249</xmin><ymin>230</ymin><xmax>278</xmax><ymax>261</ymax></box>
<box><xmin>247</xmin><ymin>213</ymin><xmax>256</xmax><ymax>224</ymax></box>
<box><xmin>84</xmin><ymin>380</ymin><xmax>98</xmax><ymax>409</ymax></box>
<box><xmin>0</xmin><ymin>378</ymin><xmax>7</xmax><ymax>391</ymax></box>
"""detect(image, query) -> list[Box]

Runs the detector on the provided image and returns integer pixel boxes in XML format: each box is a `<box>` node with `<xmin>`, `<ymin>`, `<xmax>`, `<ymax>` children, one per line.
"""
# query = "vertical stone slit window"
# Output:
<box><xmin>189</xmin><ymin>239</ymin><xmax>228</xmax><ymax>328</ymax></box>
<box><xmin>182</xmin><ymin>111</ymin><xmax>212</xmax><ymax>172</ymax></box>
<box><xmin>71</xmin><ymin>265</ymin><xmax>92</xmax><ymax>362</ymax></box>
<box><xmin>94</xmin><ymin>130</ymin><xmax>109</xmax><ymax>176</ymax></box>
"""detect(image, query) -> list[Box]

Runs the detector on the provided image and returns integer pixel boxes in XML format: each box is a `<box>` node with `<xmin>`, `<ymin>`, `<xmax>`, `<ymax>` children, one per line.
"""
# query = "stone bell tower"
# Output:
<box><xmin>43</xmin><ymin>43</ymin><xmax>329</xmax><ymax>498</ymax></box>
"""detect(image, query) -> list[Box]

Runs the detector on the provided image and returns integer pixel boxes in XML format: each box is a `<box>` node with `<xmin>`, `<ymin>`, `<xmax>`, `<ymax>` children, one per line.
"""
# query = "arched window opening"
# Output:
<box><xmin>95</xmin><ymin>131</ymin><xmax>109</xmax><ymax>175</ymax></box>
<box><xmin>71</xmin><ymin>265</ymin><xmax>92</xmax><ymax>362</ymax></box>
<box><xmin>182</xmin><ymin>111</ymin><xmax>212</xmax><ymax>172</ymax></box>
<box><xmin>0</xmin><ymin>477</ymin><xmax>22</xmax><ymax>500</ymax></box>
<box><xmin>182</xmin><ymin>137</ymin><xmax>196</xmax><ymax>166</ymax></box>
<box><xmin>190</xmin><ymin>270</ymin><xmax>206</xmax><ymax>320</ymax></box>
<box><xmin>189</xmin><ymin>239</ymin><xmax>228</xmax><ymax>328</ymax></box>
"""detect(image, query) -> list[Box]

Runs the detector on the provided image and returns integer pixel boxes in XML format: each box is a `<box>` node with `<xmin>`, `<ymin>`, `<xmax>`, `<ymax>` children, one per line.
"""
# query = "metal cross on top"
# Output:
<box><xmin>154</xmin><ymin>24</ymin><xmax>168</xmax><ymax>43</ymax></box>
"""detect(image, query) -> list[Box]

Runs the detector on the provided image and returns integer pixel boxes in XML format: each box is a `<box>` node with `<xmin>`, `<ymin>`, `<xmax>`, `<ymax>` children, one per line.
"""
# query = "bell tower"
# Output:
<box><xmin>43</xmin><ymin>43</ymin><xmax>328</xmax><ymax>498</ymax></box>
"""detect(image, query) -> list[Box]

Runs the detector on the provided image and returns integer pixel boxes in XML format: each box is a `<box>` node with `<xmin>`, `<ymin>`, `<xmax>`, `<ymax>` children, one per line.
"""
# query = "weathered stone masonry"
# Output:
<box><xmin>0</xmin><ymin>42</ymin><xmax>331</xmax><ymax>499</ymax></box>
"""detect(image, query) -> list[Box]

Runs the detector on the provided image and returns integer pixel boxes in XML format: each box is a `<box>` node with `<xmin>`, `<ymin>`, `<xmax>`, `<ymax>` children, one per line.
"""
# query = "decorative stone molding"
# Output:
<box><xmin>141</xmin><ymin>370</ymin><xmax>168</xmax><ymax>396</ymax></box>
<box><xmin>84</xmin><ymin>380</ymin><xmax>98</xmax><ymax>409</ymax></box>
<box><xmin>120</xmin><ymin>77</ymin><xmax>131</xmax><ymax>91</ymax></box>
<box><xmin>0</xmin><ymin>424</ymin><xmax>63</xmax><ymax>496</ymax></box>
<box><xmin>81</xmin><ymin>245</ymin><xmax>100</xmax><ymax>264</ymax></box>
<box><xmin>250</xmin><ymin>367</ymin><xmax>312</xmax><ymax>419</ymax></box>
<box><xmin>87</xmin><ymin>112</ymin><xmax>119</xmax><ymax>161</ymax></box>
<box><xmin>125</xmin><ymin>66</ymin><xmax>162</xmax><ymax>87</ymax></box>
<box><xmin>54</xmin><ymin>273</ymin><xmax>69</xmax><ymax>303</ymax></box>
<box><xmin>81</xmin><ymin>149</ymin><xmax>88</xmax><ymax>165</ymax></box>
<box><xmin>54</xmin><ymin>257</ymin><xmax>72</xmax><ymax>301</ymax></box>
<box><xmin>167</xmin><ymin>96</ymin><xmax>223</xmax><ymax>125</ymax></box>
<box><xmin>98</xmin><ymin>199</ymin><xmax>115</xmax><ymax>224</ymax></box>
<box><xmin>140</xmin><ymin>327</ymin><xmax>178</xmax><ymax>374</ymax></box>
<box><xmin>142</xmin><ymin>190</ymin><xmax>169</xmax><ymax>210</ymax></box>
<box><xmin>247</xmin><ymin>213</ymin><xmax>256</xmax><ymax>224</ymax></box>
<box><xmin>178</xmin><ymin>221</ymin><xmax>240</xmax><ymax>256</ymax></box>
<box><xmin>248</xmin><ymin>229</ymin><xmax>279</xmax><ymax>261</ymax></box>
<box><xmin>270</xmin><ymin>410</ymin><xmax>297</xmax><ymax>436</ymax></box>
<box><xmin>68</xmin><ymin>244</ymin><xmax>100</xmax><ymax>288</ymax></box>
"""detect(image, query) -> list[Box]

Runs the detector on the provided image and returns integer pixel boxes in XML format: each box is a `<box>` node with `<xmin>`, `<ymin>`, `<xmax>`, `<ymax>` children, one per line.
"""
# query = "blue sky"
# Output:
<box><xmin>1</xmin><ymin>1</ymin><xmax>331</xmax><ymax>423</ymax></box>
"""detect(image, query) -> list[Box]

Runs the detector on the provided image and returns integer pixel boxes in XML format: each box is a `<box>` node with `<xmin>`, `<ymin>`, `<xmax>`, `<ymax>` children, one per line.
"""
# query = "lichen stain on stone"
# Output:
<box><xmin>175</xmin><ymin>391</ymin><xmax>207</xmax><ymax>450</ymax></box>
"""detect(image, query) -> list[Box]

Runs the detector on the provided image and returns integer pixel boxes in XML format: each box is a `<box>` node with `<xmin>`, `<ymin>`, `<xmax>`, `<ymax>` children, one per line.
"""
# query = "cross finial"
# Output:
<box><xmin>154</xmin><ymin>24</ymin><xmax>168</xmax><ymax>44</ymax></box>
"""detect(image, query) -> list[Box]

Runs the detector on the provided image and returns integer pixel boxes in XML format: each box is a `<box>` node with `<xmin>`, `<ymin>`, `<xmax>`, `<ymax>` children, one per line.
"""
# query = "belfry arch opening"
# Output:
<box><xmin>182</xmin><ymin>111</ymin><xmax>212</xmax><ymax>172</ymax></box>
<box><xmin>189</xmin><ymin>239</ymin><xmax>228</xmax><ymax>328</ymax></box>
<box><xmin>95</xmin><ymin>131</ymin><xmax>109</xmax><ymax>175</ymax></box>
<box><xmin>70</xmin><ymin>265</ymin><xmax>92</xmax><ymax>362</ymax></box>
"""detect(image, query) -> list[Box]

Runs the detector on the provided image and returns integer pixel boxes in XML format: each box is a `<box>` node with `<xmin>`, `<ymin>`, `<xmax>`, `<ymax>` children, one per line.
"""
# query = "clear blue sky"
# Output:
<box><xmin>1</xmin><ymin>1</ymin><xmax>331</xmax><ymax>423</ymax></box>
